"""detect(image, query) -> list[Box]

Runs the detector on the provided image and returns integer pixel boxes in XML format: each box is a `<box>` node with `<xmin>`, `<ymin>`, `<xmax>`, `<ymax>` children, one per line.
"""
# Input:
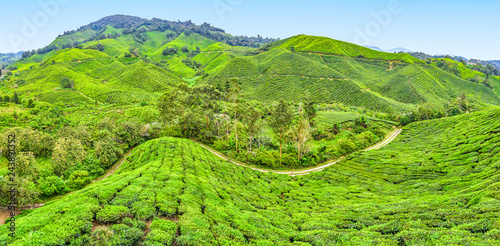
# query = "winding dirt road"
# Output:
<box><xmin>199</xmin><ymin>128</ymin><xmax>402</xmax><ymax>176</ymax></box>
<box><xmin>13</xmin><ymin>128</ymin><xmax>401</xmax><ymax>213</ymax></box>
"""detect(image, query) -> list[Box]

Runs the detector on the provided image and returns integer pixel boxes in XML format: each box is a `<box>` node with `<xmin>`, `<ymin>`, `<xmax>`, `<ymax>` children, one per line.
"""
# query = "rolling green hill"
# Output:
<box><xmin>270</xmin><ymin>35</ymin><xmax>423</xmax><ymax>63</ymax></box>
<box><xmin>204</xmin><ymin>38</ymin><xmax>500</xmax><ymax>111</ymax></box>
<box><xmin>2</xmin><ymin>109</ymin><xmax>499</xmax><ymax>245</ymax></box>
<box><xmin>3</xmin><ymin>19</ymin><xmax>500</xmax><ymax>112</ymax></box>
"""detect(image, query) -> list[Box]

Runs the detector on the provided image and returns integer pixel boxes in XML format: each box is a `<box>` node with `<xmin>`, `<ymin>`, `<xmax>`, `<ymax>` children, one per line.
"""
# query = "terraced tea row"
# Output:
<box><xmin>2</xmin><ymin>109</ymin><xmax>499</xmax><ymax>245</ymax></box>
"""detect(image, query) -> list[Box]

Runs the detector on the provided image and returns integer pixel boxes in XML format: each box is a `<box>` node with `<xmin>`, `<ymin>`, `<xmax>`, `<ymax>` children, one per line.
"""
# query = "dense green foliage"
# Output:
<box><xmin>1</xmin><ymin>108</ymin><xmax>499</xmax><ymax>245</ymax></box>
<box><xmin>1</xmin><ymin>15</ymin><xmax>500</xmax><ymax>245</ymax></box>
<box><xmin>0</xmin><ymin>102</ymin><xmax>162</xmax><ymax>207</ymax></box>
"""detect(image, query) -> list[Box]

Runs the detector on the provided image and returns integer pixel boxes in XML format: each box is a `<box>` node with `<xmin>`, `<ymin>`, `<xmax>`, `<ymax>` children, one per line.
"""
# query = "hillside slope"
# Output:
<box><xmin>2</xmin><ymin>109</ymin><xmax>499</xmax><ymax>245</ymax></box>
<box><xmin>205</xmin><ymin>37</ymin><xmax>500</xmax><ymax>111</ymax></box>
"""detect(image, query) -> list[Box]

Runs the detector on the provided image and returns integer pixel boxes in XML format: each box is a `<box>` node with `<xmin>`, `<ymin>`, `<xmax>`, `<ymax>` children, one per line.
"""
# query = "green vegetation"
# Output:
<box><xmin>1</xmin><ymin>15</ymin><xmax>500</xmax><ymax>245</ymax></box>
<box><xmin>269</xmin><ymin>35</ymin><xmax>423</xmax><ymax>63</ymax></box>
<box><xmin>1</xmin><ymin>108</ymin><xmax>499</xmax><ymax>245</ymax></box>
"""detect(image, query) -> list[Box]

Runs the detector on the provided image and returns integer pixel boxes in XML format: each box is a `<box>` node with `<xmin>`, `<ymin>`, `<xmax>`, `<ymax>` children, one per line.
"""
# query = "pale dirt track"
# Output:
<box><xmin>24</xmin><ymin>128</ymin><xmax>402</xmax><ymax>211</ymax></box>
<box><xmin>199</xmin><ymin>128</ymin><xmax>402</xmax><ymax>176</ymax></box>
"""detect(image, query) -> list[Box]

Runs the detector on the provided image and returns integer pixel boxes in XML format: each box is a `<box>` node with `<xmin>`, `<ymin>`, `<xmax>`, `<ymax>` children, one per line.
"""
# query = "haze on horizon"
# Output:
<box><xmin>0</xmin><ymin>0</ymin><xmax>498</xmax><ymax>60</ymax></box>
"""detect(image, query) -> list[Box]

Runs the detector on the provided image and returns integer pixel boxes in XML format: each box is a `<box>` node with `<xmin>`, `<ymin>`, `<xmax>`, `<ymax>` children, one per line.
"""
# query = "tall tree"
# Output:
<box><xmin>303</xmin><ymin>98</ymin><xmax>317</xmax><ymax>126</ymax></box>
<box><xmin>295</xmin><ymin>107</ymin><xmax>311</xmax><ymax>162</ymax></box>
<box><xmin>157</xmin><ymin>84</ymin><xmax>190</xmax><ymax>128</ymax></box>
<box><xmin>228</xmin><ymin>79</ymin><xmax>241</xmax><ymax>152</ymax></box>
<box><xmin>52</xmin><ymin>137</ymin><xmax>86</xmax><ymax>176</ymax></box>
<box><xmin>243</xmin><ymin>102</ymin><xmax>262</xmax><ymax>152</ymax></box>
<box><xmin>13</xmin><ymin>92</ymin><xmax>19</xmax><ymax>104</ymax></box>
<box><xmin>271</xmin><ymin>99</ymin><xmax>293</xmax><ymax>165</ymax></box>
<box><xmin>193</xmin><ymin>85</ymin><xmax>223</xmax><ymax>133</ymax></box>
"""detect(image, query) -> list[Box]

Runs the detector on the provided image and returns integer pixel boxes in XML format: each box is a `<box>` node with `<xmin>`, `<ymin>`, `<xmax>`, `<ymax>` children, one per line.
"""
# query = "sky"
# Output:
<box><xmin>0</xmin><ymin>0</ymin><xmax>499</xmax><ymax>60</ymax></box>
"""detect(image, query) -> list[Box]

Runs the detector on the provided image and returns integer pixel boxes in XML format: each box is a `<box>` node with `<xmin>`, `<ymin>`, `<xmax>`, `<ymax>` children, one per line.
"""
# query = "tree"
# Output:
<box><xmin>52</xmin><ymin>137</ymin><xmax>86</xmax><ymax>176</ymax></box>
<box><xmin>192</xmin><ymin>85</ymin><xmax>223</xmax><ymax>141</ymax></box>
<box><xmin>295</xmin><ymin>111</ymin><xmax>311</xmax><ymax>162</ymax></box>
<box><xmin>243</xmin><ymin>103</ymin><xmax>262</xmax><ymax>152</ymax></box>
<box><xmin>16</xmin><ymin>152</ymin><xmax>39</xmax><ymax>179</ymax></box>
<box><xmin>27</xmin><ymin>99</ymin><xmax>34</xmax><ymax>108</ymax></box>
<box><xmin>162</xmin><ymin>47</ymin><xmax>178</xmax><ymax>56</ymax></box>
<box><xmin>11</xmin><ymin>177</ymin><xmax>39</xmax><ymax>208</ymax></box>
<box><xmin>38</xmin><ymin>176</ymin><xmax>66</xmax><ymax>197</ymax></box>
<box><xmin>157</xmin><ymin>84</ymin><xmax>190</xmax><ymax>127</ymax></box>
<box><xmin>60</xmin><ymin>77</ymin><xmax>75</xmax><ymax>89</ymax></box>
<box><xmin>95</xmin><ymin>137</ymin><xmax>124</xmax><ymax>168</ymax></box>
<box><xmin>181</xmin><ymin>46</ymin><xmax>189</xmax><ymax>53</ymax></box>
<box><xmin>66</xmin><ymin>170</ymin><xmax>91</xmax><ymax>189</ymax></box>
<box><xmin>303</xmin><ymin>98</ymin><xmax>317</xmax><ymax>125</ymax></box>
<box><xmin>12</xmin><ymin>92</ymin><xmax>19</xmax><ymax>104</ymax></box>
<box><xmin>228</xmin><ymin>79</ymin><xmax>241</xmax><ymax>152</ymax></box>
<box><xmin>271</xmin><ymin>99</ymin><xmax>293</xmax><ymax>165</ymax></box>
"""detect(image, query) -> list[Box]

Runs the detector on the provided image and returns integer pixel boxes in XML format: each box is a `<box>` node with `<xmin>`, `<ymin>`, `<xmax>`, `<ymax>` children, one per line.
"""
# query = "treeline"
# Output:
<box><xmin>399</xmin><ymin>93</ymin><xmax>471</xmax><ymax>125</ymax></box>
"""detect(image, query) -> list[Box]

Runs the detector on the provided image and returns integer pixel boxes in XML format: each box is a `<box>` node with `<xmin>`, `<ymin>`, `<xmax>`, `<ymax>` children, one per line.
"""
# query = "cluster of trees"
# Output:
<box><xmin>60</xmin><ymin>77</ymin><xmax>75</xmax><ymax>89</ymax></box>
<box><xmin>159</xmin><ymin>81</ymin><xmax>311</xmax><ymax>165</ymax></box>
<box><xmin>21</xmin><ymin>45</ymin><xmax>57</xmax><ymax>59</ymax></box>
<box><xmin>0</xmin><ymin>92</ymin><xmax>19</xmax><ymax>104</ymax></box>
<box><xmin>468</xmin><ymin>62</ymin><xmax>500</xmax><ymax>76</ymax></box>
<box><xmin>162</xmin><ymin>47</ymin><xmax>178</xmax><ymax>56</ymax></box>
<box><xmin>0</xmin><ymin>102</ymin><xmax>163</xmax><ymax>207</ymax></box>
<box><xmin>157</xmin><ymin>80</ymin><xmax>389</xmax><ymax>169</ymax></box>
<box><xmin>399</xmin><ymin>93</ymin><xmax>470</xmax><ymax>125</ymax></box>
<box><xmin>133</xmin><ymin>32</ymin><xmax>148</xmax><ymax>44</ymax></box>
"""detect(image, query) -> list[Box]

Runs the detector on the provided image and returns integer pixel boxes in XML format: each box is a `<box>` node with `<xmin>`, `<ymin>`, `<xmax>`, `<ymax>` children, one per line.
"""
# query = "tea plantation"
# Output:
<box><xmin>1</xmin><ymin>109</ymin><xmax>499</xmax><ymax>245</ymax></box>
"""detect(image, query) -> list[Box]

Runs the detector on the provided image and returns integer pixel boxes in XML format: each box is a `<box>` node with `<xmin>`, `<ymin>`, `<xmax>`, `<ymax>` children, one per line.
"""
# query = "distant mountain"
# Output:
<box><xmin>364</xmin><ymin>46</ymin><xmax>385</xmax><ymax>52</ymax></box>
<box><xmin>0</xmin><ymin>51</ymin><xmax>23</xmax><ymax>69</ymax></box>
<box><xmin>21</xmin><ymin>14</ymin><xmax>276</xmax><ymax>60</ymax></box>
<box><xmin>408</xmin><ymin>52</ymin><xmax>468</xmax><ymax>63</ymax></box>
<box><xmin>470</xmin><ymin>59</ymin><xmax>500</xmax><ymax>70</ymax></box>
<box><xmin>386</xmin><ymin>47</ymin><xmax>412</xmax><ymax>53</ymax></box>
<box><xmin>488</xmin><ymin>60</ymin><xmax>500</xmax><ymax>70</ymax></box>
<box><xmin>6</xmin><ymin>17</ymin><xmax>500</xmax><ymax>111</ymax></box>
<box><xmin>363</xmin><ymin>46</ymin><xmax>412</xmax><ymax>53</ymax></box>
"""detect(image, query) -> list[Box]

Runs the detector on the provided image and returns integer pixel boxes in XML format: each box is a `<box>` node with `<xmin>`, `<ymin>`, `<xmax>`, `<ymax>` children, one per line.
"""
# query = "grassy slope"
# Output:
<box><xmin>12</xmin><ymin>49</ymin><xmax>182</xmax><ymax>104</ymax></box>
<box><xmin>2</xmin><ymin>109</ymin><xmax>499</xmax><ymax>245</ymax></box>
<box><xmin>202</xmin><ymin>34</ymin><xmax>500</xmax><ymax>111</ymax></box>
<box><xmin>205</xmin><ymin>45</ymin><xmax>500</xmax><ymax>112</ymax></box>
<box><xmin>430</xmin><ymin>58</ymin><xmax>500</xmax><ymax>95</ymax></box>
<box><xmin>6</xmin><ymin>33</ymin><xmax>500</xmax><ymax>111</ymax></box>
<box><xmin>49</xmin><ymin>29</ymin><xmax>96</xmax><ymax>48</ymax></box>
<box><xmin>272</xmin><ymin>35</ymin><xmax>423</xmax><ymax>64</ymax></box>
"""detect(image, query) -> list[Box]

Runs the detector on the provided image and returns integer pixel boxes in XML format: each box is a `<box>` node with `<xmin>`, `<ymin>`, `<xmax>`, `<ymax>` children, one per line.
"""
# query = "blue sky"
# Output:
<box><xmin>0</xmin><ymin>0</ymin><xmax>499</xmax><ymax>60</ymax></box>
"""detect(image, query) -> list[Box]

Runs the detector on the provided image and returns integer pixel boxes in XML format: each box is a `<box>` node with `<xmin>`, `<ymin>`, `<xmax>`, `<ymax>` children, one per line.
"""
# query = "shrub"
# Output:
<box><xmin>66</xmin><ymin>170</ymin><xmax>91</xmax><ymax>189</ymax></box>
<box><xmin>111</xmin><ymin>224</ymin><xmax>143</xmax><ymax>245</ymax></box>
<box><xmin>96</xmin><ymin>205</ymin><xmax>131</xmax><ymax>223</ymax></box>
<box><xmin>144</xmin><ymin>219</ymin><xmax>177</xmax><ymax>246</ymax></box>
<box><xmin>38</xmin><ymin>175</ymin><xmax>67</xmax><ymax>196</ymax></box>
